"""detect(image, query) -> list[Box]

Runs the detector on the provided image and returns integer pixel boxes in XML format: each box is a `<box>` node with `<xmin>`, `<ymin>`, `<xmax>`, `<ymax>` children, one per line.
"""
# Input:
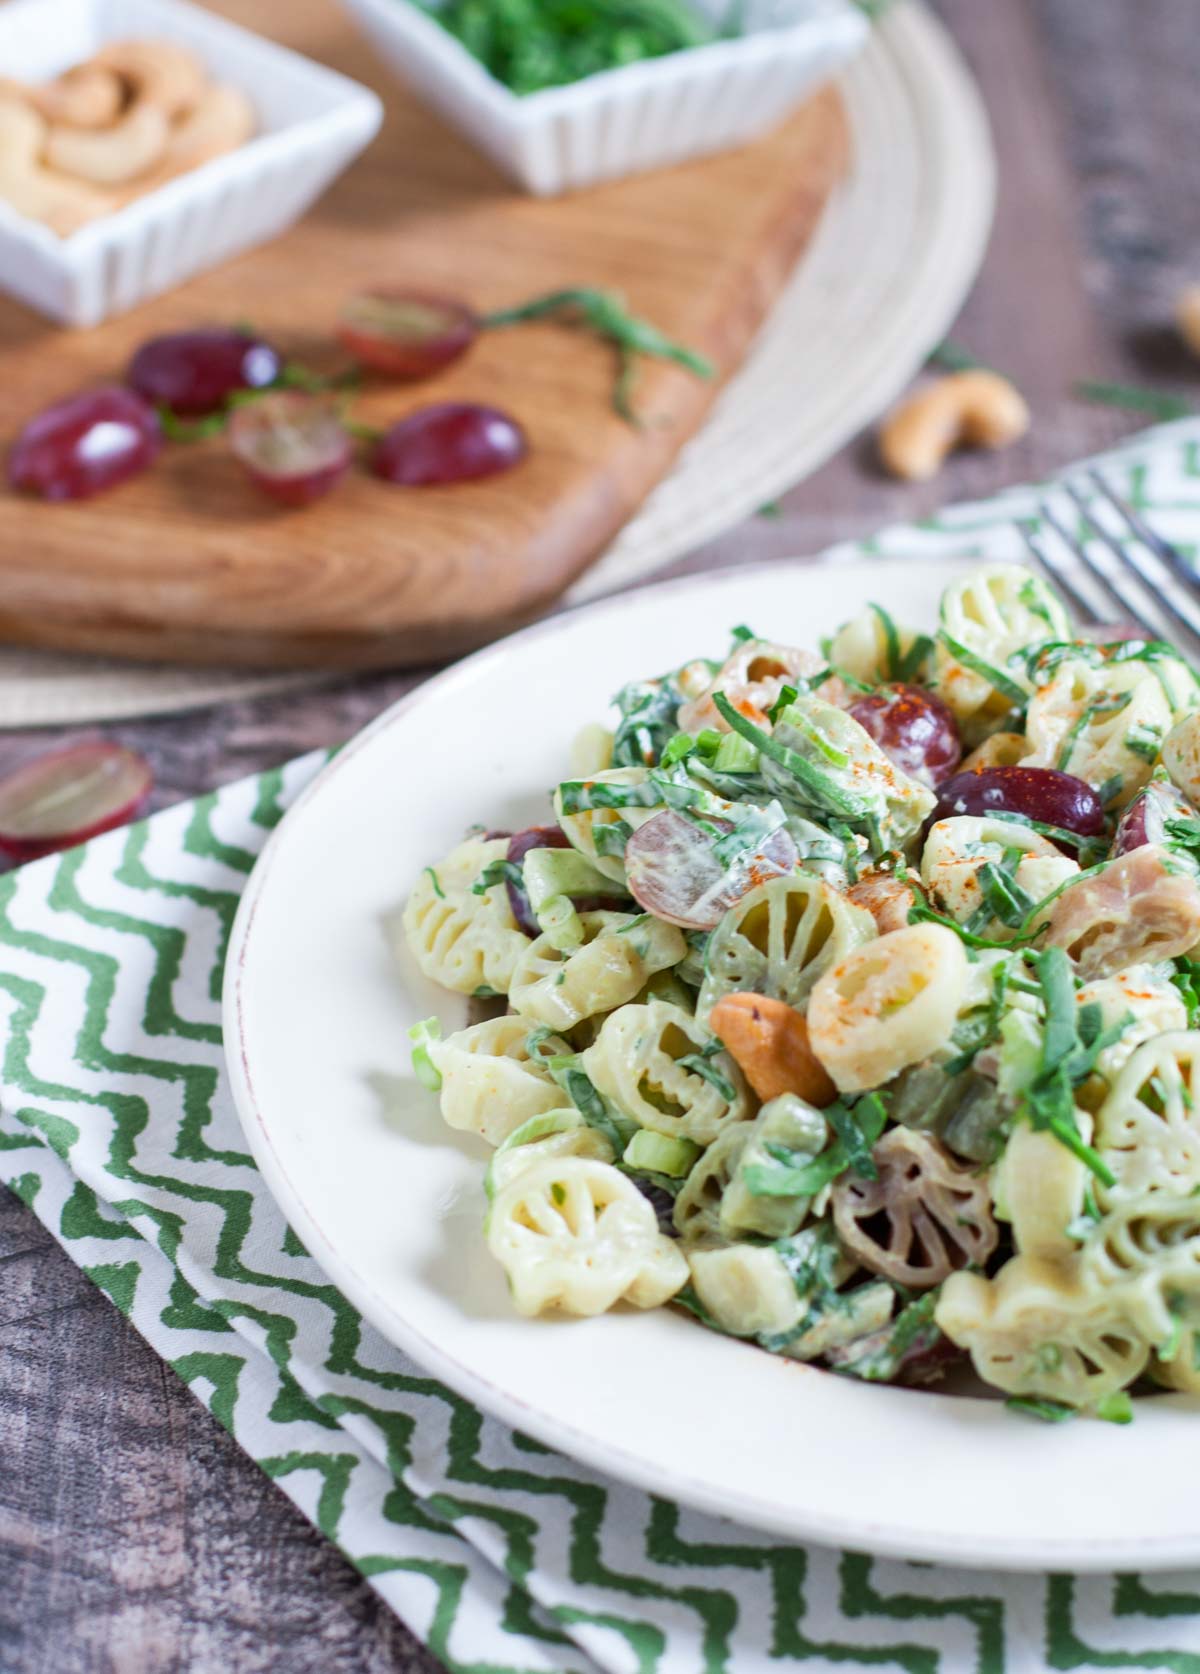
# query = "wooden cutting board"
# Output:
<box><xmin>0</xmin><ymin>0</ymin><xmax>849</xmax><ymax>670</ymax></box>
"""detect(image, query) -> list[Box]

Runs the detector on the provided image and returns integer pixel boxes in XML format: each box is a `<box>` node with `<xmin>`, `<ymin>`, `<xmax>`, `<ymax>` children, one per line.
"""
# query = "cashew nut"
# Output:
<box><xmin>30</xmin><ymin>64</ymin><xmax>125</xmax><ymax>128</ymax></box>
<box><xmin>92</xmin><ymin>39</ymin><xmax>208</xmax><ymax>119</ymax></box>
<box><xmin>109</xmin><ymin>85</ymin><xmax>255</xmax><ymax>206</ymax></box>
<box><xmin>879</xmin><ymin>371</ymin><xmax>1031</xmax><ymax>482</ymax></box>
<box><xmin>1177</xmin><ymin>285</ymin><xmax>1200</xmax><ymax>360</ymax></box>
<box><xmin>709</xmin><ymin>991</ymin><xmax>836</xmax><ymax>1107</ymax></box>
<box><xmin>0</xmin><ymin>95</ymin><xmax>118</xmax><ymax>235</ymax></box>
<box><xmin>45</xmin><ymin>101</ymin><xmax>171</xmax><ymax>186</ymax></box>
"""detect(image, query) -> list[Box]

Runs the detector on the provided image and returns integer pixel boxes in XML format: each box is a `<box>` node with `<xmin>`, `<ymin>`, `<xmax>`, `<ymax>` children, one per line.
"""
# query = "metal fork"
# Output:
<box><xmin>1020</xmin><ymin>468</ymin><xmax>1200</xmax><ymax>648</ymax></box>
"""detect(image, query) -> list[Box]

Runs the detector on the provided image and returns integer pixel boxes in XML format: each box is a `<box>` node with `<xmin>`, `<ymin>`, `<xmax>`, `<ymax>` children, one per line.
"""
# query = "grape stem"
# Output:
<box><xmin>481</xmin><ymin>287</ymin><xmax>713</xmax><ymax>425</ymax></box>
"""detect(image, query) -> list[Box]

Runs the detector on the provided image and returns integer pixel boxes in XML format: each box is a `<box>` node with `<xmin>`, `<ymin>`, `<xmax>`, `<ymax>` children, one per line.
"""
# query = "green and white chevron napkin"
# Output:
<box><xmin>6</xmin><ymin>420</ymin><xmax>1200</xmax><ymax>1674</ymax></box>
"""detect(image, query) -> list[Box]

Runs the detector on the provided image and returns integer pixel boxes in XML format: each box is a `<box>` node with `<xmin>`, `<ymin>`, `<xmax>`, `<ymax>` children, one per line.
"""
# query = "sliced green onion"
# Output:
<box><xmin>624</xmin><ymin>1129</ymin><xmax>701</xmax><ymax>1177</ymax></box>
<box><xmin>409</xmin><ymin>1017</ymin><xmax>443</xmax><ymax>1091</ymax></box>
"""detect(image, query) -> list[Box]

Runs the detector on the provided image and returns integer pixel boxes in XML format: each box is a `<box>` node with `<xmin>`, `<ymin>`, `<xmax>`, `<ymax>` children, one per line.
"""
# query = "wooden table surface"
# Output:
<box><xmin>3</xmin><ymin>0</ymin><xmax>1200</xmax><ymax>1667</ymax></box>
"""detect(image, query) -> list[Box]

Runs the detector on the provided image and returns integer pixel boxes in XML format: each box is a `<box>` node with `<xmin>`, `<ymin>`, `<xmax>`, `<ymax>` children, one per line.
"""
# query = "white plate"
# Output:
<box><xmin>225</xmin><ymin>556</ymin><xmax>1200</xmax><ymax>1574</ymax></box>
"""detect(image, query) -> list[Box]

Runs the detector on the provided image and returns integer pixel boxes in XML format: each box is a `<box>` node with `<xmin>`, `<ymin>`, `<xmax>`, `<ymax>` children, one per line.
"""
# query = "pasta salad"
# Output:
<box><xmin>402</xmin><ymin>562</ymin><xmax>1200</xmax><ymax>1422</ymax></box>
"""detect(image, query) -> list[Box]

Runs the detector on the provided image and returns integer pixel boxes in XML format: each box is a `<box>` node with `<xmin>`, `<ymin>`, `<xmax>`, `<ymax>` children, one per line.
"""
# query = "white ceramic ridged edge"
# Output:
<box><xmin>0</xmin><ymin>0</ymin><xmax>382</xmax><ymax>327</ymax></box>
<box><xmin>336</xmin><ymin>0</ymin><xmax>869</xmax><ymax>195</ymax></box>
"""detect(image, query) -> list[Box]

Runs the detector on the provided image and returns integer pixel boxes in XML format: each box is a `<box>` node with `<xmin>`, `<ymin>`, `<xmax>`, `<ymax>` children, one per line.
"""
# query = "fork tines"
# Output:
<box><xmin>1020</xmin><ymin>473</ymin><xmax>1200</xmax><ymax>650</ymax></box>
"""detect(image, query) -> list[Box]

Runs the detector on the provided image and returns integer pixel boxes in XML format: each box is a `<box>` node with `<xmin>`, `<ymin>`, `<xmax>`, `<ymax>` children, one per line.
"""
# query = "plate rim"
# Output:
<box><xmin>225</xmin><ymin>553</ymin><xmax>1200</xmax><ymax>1574</ymax></box>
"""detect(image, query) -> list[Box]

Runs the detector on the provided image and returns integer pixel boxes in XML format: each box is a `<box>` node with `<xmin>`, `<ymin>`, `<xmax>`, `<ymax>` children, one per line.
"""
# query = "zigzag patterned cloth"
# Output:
<box><xmin>6</xmin><ymin>420</ymin><xmax>1200</xmax><ymax>1672</ymax></box>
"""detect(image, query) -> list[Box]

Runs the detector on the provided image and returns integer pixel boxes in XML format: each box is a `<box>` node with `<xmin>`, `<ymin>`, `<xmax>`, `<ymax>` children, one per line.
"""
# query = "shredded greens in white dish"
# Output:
<box><xmin>402</xmin><ymin>561</ymin><xmax>1200</xmax><ymax>1423</ymax></box>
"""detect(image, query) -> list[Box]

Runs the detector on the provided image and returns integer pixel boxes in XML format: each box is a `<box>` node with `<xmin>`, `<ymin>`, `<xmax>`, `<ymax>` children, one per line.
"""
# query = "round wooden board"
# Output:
<box><xmin>0</xmin><ymin>0</ymin><xmax>850</xmax><ymax>671</ymax></box>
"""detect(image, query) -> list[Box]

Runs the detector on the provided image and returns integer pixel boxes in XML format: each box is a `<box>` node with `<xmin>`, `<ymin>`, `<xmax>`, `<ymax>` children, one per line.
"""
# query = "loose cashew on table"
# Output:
<box><xmin>0</xmin><ymin>39</ymin><xmax>254</xmax><ymax>236</ymax></box>
<box><xmin>879</xmin><ymin>369</ymin><xmax>1031</xmax><ymax>482</ymax></box>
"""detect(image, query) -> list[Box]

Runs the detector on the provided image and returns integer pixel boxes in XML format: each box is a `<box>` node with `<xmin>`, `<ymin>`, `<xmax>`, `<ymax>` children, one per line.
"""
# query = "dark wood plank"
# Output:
<box><xmin>5</xmin><ymin>1</ymin><xmax>1200</xmax><ymax>1668</ymax></box>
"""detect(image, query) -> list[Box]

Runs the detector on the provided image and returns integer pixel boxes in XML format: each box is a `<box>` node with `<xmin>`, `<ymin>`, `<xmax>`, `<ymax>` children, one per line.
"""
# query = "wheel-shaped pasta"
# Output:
<box><xmin>508</xmin><ymin>911</ymin><xmax>687</xmax><ymax>1031</ymax></box>
<box><xmin>934</xmin><ymin>565</ymin><xmax>1069</xmax><ymax>740</ymax></box>
<box><xmin>806</xmin><ymin>923</ymin><xmax>968</xmax><ymax>1093</ymax></box>
<box><xmin>826</xmin><ymin>604</ymin><xmax>931</xmax><ymax>687</ymax></box>
<box><xmin>485</xmin><ymin>1108</ymin><xmax>614</xmax><ymax>1198</ymax></box>
<box><xmin>1034</xmin><ymin>844</ymin><xmax>1200</xmax><ymax>980</ymax></box>
<box><xmin>919</xmin><ymin>814</ymin><xmax>1078</xmax><ymax>939</ymax></box>
<box><xmin>1073</xmin><ymin>966</ymin><xmax>1188</xmax><ymax>1104</ymax></box>
<box><xmin>697</xmin><ymin>872</ymin><xmax>876</xmax><ymax>1026</ymax></box>
<box><xmin>429</xmin><ymin>1015</ymin><xmax>569</xmax><ymax>1146</ymax></box>
<box><xmin>672</xmin><ymin>1121</ymin><xmax>756</xmax><ymax>1243</ymax></box>
<box><xmin>402</xmin><ymin>835</ymin><xmax>531</xmax><ymax>996</ymax></box>
<box><xmin>831</xmin><ymin>1128</ymin><xmax>997</xmax><ymax>1286</ymax></box>
<box><xmin>552</xmin><ymin>767</ymin><xmax>663</xmax><ymax>882</ymax></box>
<box><xmin>935</xmin><ymin>1253</ymin><xmax>1151</xmax><ymax>1406</ymax></box>
<box><xmin>995</xmin><ymin>1119</ymin><xmax>1090</xmax><ymax>1260</ymax></box>
<box><xmin>582</xmin><ymin>1000</ymin><xmax>751</xmax><ymax>1145</ymax></box>
<box><xmin>1164</xmin><ymin>711</ymin><xmax>1200</xmax><ymax>804</ymax></box>
<box><xmin>676</xmin><ymin>639</ymin><xmax>828</xmax><ymax>735</ymax></box>
<box><xmin>1092</xmin><ymin>1033</ymin><xmax>1200</xmax><ymax>1205</ymax></box>
<box><xmin>686</xmin><ymin>1242</ymin><xmax>807</xmax><ymax>1337</ymax></box>
<box><xmin>1022</xmin><ymin>653</ymin><xmax>1194</xmax><ymax>808</ymax></box>
<box><xmin>486</xmin><ymin>1156</ymin><xmax>688</xmax><ymax>1316</ymax></box>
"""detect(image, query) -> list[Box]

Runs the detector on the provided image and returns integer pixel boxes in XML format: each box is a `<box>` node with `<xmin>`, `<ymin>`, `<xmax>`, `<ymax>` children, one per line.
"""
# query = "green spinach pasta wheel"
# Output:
<box><xmin>919</xmin><ymin>815</ymin><xmax>1078</xmax><ymax>940</ymax></box>
<box><xmin>486</xmin><ymin>1156</ymin><xmax>688</xmax><ymax>1316</ymax></box>
<box><xmin>935</xmin><ymin>1253</ymin><xmax>1152</xmax><ymax>1407</ymax></box>
<box><xmin>430</xmin><ymin>1015</ymin><xmax>570</xmax><ymax>1146</ymax></box>
<box><xmin>672</xmin><ymin>1121</ymin><xmax>756</xmax><ymax>1244</ymax></box>
<box><xmin>508</xmin><ymin>910</ymin><xmax>686</xmax><ymax>1031</ymax></box>
<box><xmin>1022</xmin><ymin>652</ymin><xmax>1200</xmax><ymax>808</ymax></box>
<box><xmin>697</xmin><ymin>872</ymin><xmax>875</xmax><ymax>1027</ymax></box>
<box><xmin>583</xmin><ymin>1000</ymin><xmax>751</xmax><ymax>1145</ymax></box>
<box><xmin>1092</xmin><ymin>1032</ymin><xmax>1200</xmax><ymax>1206</ymax></box>
<box><xmin>934</xmin><ymin>564</ymin><xmax>1069</xmax><ymax>741</ymax></box>
<box><xmin>552</xmin><ymin>766</ymin><xmax>661</xmax><ymax>883</ymax></box>
<box><xmin>401</xmin><ymin>835</ymin><xmax>531</xmax><ymax>996</ymax></box>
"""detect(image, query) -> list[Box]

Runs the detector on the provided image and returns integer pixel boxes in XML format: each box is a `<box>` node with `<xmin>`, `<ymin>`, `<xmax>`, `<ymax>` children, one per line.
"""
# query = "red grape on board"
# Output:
<box><xmin>9</xmin><ymin>387</ymin><xmax>161</xmax><ymax>501</ymax></box>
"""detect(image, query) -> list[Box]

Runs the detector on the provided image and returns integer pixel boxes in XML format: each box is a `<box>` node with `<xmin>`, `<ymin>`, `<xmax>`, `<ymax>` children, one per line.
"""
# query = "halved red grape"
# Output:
<box><xmin>848</xmin><ymin>684</ymin><xmax>961</xmax><ymax>787</ymax></box>
<box><xmin>338</xmin><ymin>291</ymin><xmax>479</xmax><ymax>380</ymax></box>
<box><xmin>373</xmin><ymin>403</ymin><xmax>527</xmax><ymax>487</ymax></box>
<box><xmin>930</xmin><ymin>765</ymin><xmax>1105</xmax><ymax>840</ymax></box>
<box><xmin>0</xmin><ymin>742</ymin><xmax>152</xmax><ymax>861</ymax></box>
<box><xmin>128</xmin><ymin>329</ymin><xmax>281</xmax><ymax>416</ymax></box>
<box><xmin>10</xmin><ymin>387</ymin><xmax>161</xmax><ymax>501</ymax></box>
<box><xmin>1113</xmin><ymin>776</ymin><xmax>1195</xmax><ymax>855</ymax></box>
<box><xmin>228</xmin><ymin>392</ymin><xmax>352</xmax><ymax>507</ymax></box>
<box><xmin>624</xmin><ymin>809</ymin><xmax>797</xmax><ymax>930</ymax></box>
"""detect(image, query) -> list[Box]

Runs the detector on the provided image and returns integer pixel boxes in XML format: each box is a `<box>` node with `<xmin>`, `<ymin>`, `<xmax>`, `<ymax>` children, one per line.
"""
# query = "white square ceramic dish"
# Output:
<box><xmin>336</xmin><ymin>0</ymin><xmax>868</xmax><ymax>195</ymax></box>
<box><xmin>0</xmin><ymin>0</ymin><xmax>383</xmax><ymax>328</ymax></box>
